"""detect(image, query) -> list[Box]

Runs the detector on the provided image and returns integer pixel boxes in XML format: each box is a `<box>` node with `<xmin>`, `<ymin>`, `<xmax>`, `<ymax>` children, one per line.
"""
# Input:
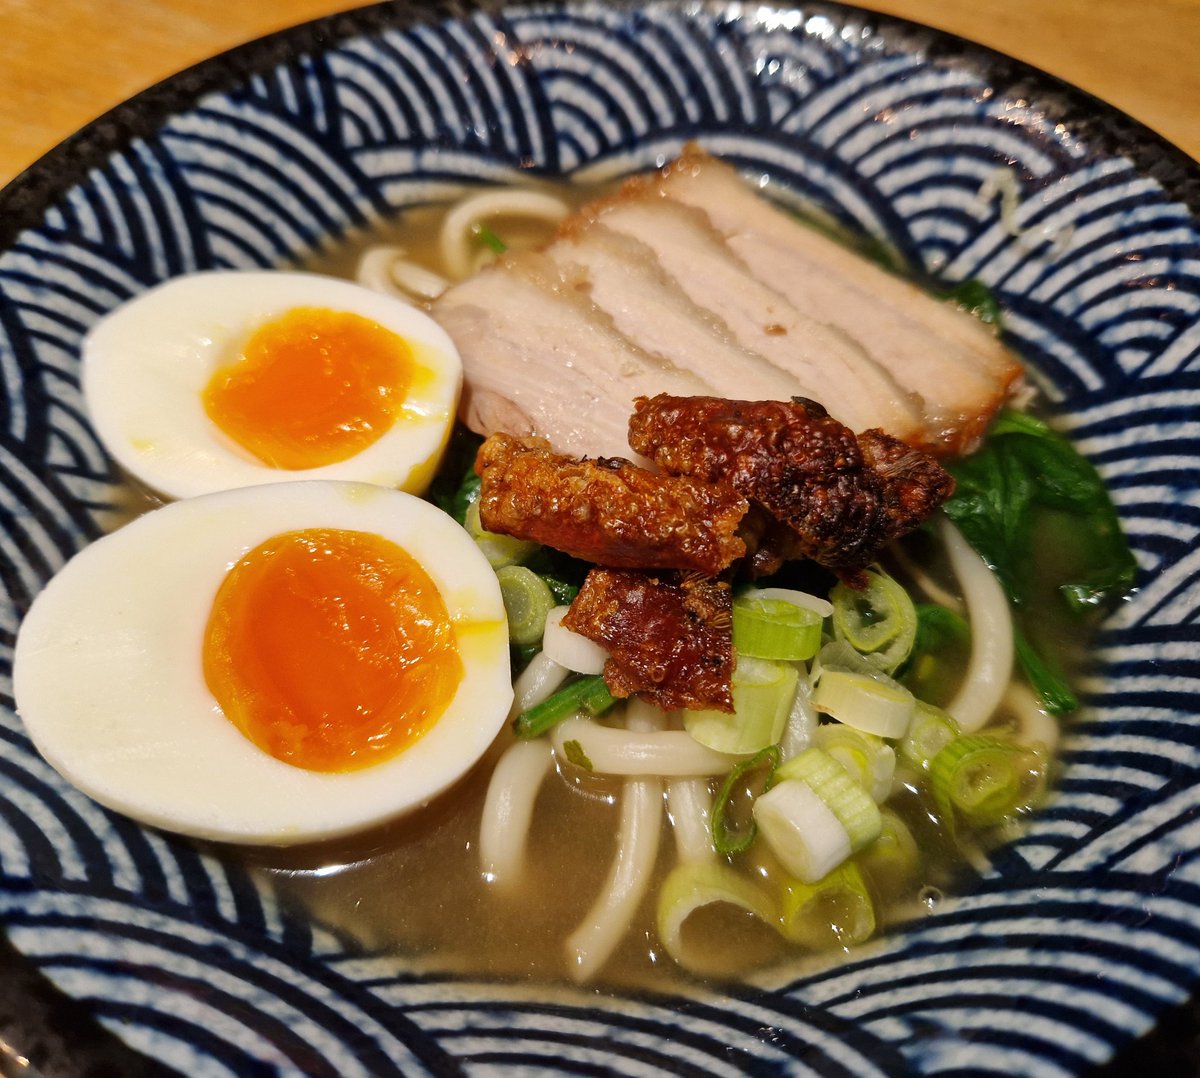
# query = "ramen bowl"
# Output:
<box><xmin>1</xmin><ymin>1</ymin><xmax>1198</xmax><ymax>1073</ymax></box>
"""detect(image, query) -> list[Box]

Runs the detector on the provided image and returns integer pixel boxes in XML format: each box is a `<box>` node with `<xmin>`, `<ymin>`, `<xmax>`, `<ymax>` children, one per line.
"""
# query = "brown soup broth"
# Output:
<box><xmin>226</xmin><ymin>187</ymin><xmax>1100</xmax><ymax>990</ymax></box>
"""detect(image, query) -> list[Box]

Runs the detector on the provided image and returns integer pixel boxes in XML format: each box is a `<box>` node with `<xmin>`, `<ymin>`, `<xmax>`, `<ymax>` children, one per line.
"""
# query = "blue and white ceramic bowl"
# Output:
<box><xmin>1</xmin><ymin>2</ymin><xmax>1198</xmax><ymax>1073</ymax></box>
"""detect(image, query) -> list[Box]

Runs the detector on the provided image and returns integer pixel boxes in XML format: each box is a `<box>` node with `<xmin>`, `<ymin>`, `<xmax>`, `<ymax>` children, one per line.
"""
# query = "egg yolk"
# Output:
<box><xmin>203</xmin><ymin>307</ymin><xmax>413</xmax><ymax>470</ymax></box>
<box><xmin>203</xmin><ymin>528</ymin><xmax>462</xmax><ymax>772</ymax></box>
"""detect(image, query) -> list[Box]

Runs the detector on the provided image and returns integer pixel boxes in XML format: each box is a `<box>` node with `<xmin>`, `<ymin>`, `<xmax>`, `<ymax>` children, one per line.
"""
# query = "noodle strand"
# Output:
<box><xmin>479</xmin><ymin>739</ymin><xmax>554</xmax><ymax>887</ymax></box>
<box><xmin>355</xmin><ymin>246</ymin><xmax>449</xmax><ymax>301</ymax></box>
<box><xmin>566</xmin><ymin>704</ymin><xmax>664</xmax><ymax>982</ymax></box>
<box><xmin>940</xmin><ymin>518</ymin><xmax>1014</xmax><ymax>732</ymax></box>
<box><xmin>439</xmin><ymin>189</ymin><xmax>570</xmax><ymax>279</ymax></box>
<box><xmin>667</xmin><ymin>777</ymin><xmax>716</xmax><ymax>863</ymax></box>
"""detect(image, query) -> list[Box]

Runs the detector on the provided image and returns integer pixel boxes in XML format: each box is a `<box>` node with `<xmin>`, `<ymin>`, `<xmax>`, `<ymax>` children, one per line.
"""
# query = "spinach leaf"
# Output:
<box><xmin>1013</xmin><ymin>626</ymin><xmax>1078</xmax><ymax>715</ymax></box>
<box><xmin>943</xmin><ymin>279</ymin><xmax>1003</xmax><ymax>327</ymax></box>
<box><xmin>943</xmin><ymin>410</ymin><xmax>1136</xmax><ymax>612</ymax></box>
<box><xmin>942</xmin><ymin>410</ymin><xmax>1135</xmax><ymax>714</ymax></box>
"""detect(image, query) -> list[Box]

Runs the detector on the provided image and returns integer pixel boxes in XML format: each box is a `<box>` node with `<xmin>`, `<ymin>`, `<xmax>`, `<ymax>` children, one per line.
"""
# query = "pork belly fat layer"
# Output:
<box><xmin>431</xmin><ymin>149</ymin><xmax>1021</xmax><ymax>457</ymax></box>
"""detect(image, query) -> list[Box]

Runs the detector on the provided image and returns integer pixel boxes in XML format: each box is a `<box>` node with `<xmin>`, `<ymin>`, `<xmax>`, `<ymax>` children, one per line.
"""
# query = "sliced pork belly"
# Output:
<box><xmin>432</xmin><ymin>250</ymin><xmax>711</xmax><ymax>460</ymax></box>
<box><xmin>590</xmin><ymin>197</ymin><xmax>924</xmax><ymax>439</ymax></box>
<box><xmin>431</xmin><ymin>150</ymin><xmax>1021</xmax><ymax>457</ymax></box>
<box><xmin>547</xmin><ymin>224</ymin><xmax>812</xmax><ymax>405</ymax></box>
<box><xmin>657</xmin><ymin>152</ymin><xmax>1022</xmax><ymax>449</ymax></box>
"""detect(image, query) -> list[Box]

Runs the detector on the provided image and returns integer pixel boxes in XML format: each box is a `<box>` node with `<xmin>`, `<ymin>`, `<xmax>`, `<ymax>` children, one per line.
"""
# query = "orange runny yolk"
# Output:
<box><xmin>203</xmin><ymin>528</ymin><xmax>462</xmax><ymax>773</ymax></box>
<box><xmin>202</xmin><ymin>307</ymin><xmax>413</xmax><ymax>470</ymax></box>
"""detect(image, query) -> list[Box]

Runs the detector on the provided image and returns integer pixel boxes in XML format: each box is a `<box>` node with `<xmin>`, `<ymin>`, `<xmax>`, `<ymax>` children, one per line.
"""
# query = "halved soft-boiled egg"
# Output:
<box><xmin>13</xmin><ymin>481</ymin><xmax>511</xmax><ymax>845</ymax></box>
<box><xmin>82</xmin><ymin>271</ymin><xmax>462</xmax><ymax>499</ymax></box>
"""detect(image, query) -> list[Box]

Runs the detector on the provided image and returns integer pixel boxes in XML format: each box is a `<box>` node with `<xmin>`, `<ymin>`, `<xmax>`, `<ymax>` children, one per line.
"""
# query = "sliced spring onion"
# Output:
<box><xmin>814</xmin><ymin>724</ymin><xmax>896</xmax><ymax>803</ymax></box>
<box><xmin>513</xmin><ymin>674</ymin><xmax>615</xmax><ymax>739</ymax></box>
<box><xmin>741</xmin><ymin>585</ymin><xmax>834</xmax><ymax>619</ymax></box>
<box><xmin>897</xmin><ymin>700</ymin><xmax>961</xmax><ymax>772</ymax></box>
<box><xmin>508</xmin><ymin>650</ymin><xmax>569</xmax><ymax>718</ymax></box>
<box><xmin>930</xmin><ymin>734</ymin><xmax>1048</xmax><ymax>828</ymax></box>
<box><xmin>752</xmin><ymin>778</ymin><xmax>852</xmax><ymax>884</ymax></box>
<box><xmin>812</xmin><ymin>639</ymin><xmax>900</xmax><ymax>684</ymax></box>
<box><xmin>541</xmin><ymin>606</ymin><xmax>608</xmax><ymax>675</ymax></box>
<box><xmin>710</xmin><ymin>746</ymin><xmax>780</xmax><ymax>856</ymax></box>
<box><xmin>856</xmin><ymin>808</ymin><xmax>919</xmax><ymax>894</ymax></box>
<box><xmin>831</xmin><ymin>566</ymin><xmax>918</xmax><ymax>673</ymax></box>
<box><xmin>811</xmin><ymin>669</ymin><xmax>915</xmax><ymax>739</ymax></box>
<box><xmin>779</xmin><ymin>673</ymin><xmax>818</xmax><ymax>761</ymax></box>
<box><xmin>684</xmin><ymin>656</ymin><xmax>798</xmax><ymax>755</ymax></box>
<box><xmin>463</xmin><ymin>499</ymin><xmax>537</xmax><ymax>568</ymax></box>
<box><xmin>656</xmin><ymin>860</ymin><xmax>779</xmax><ymax>976</ymax></box>
<box><xmin>775</xmin><ymin>747</ymin><xmax>882</xmax><ymax>851</ymax></box>
<box><xmin>778</xmin><ymin>861</ymin><xmax>876</xmax><ymax>950</ymax></box>
<box><xmin>495</xmin><ymin>565</ymin><xmax>556</xmax><ymax>647</ymax></box>
<box><xmin>732</xmin><ymin>596</ymin><xmax>823</xmax><ymax>661</ymax></box>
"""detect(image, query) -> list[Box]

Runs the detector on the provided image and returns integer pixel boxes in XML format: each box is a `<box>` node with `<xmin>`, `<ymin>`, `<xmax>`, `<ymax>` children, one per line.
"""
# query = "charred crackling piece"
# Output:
<box><xmin>737</xmin><ymin>507</ymin><xmax>807</xmax><ymax>580</ymax></box>
<box><xmin>562</xmin><ymin>569</ymin><xmax>735</xmax><ymax>712</ymax></box>
<box><xmin>628</xmin><ymin>394</ymin><xmax>955</xmax><ymax>585</ymax></box>
<box><xmin>474</xmin><ymin>433</ymin><xmax>748</xmax><ymax>575</ymax></box>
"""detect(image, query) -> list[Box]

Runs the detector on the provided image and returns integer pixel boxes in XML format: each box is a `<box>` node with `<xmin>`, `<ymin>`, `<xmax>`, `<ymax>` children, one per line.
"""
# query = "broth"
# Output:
<box><xmin>234</xmin><ymin>181</ymin><xmax>1104</xmax><ymax>989</ymax></box>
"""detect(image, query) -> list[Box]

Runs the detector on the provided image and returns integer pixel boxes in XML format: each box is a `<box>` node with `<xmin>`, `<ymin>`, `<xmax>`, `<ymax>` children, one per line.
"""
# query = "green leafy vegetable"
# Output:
<box><xmin>511</xmin><ymin>641</ymin><xmax>540</xmax><ymax>674</ymax></box>
<box><xmin>942</xmin><ymin>410</ymin><xmax>1135</xmax><ymax>712</ymax></box>
<box><xmin>943</xmin><ymin>279</ymin><xmax>1003</xmax><ymax>326</ymax></box>
<box><xmin>900</xmin><ymin>603</ymin><xmax>970</xmax><ymax>704</ymax></box>
<box><xmin>426</xmin><ymin>426</ymin><xmax>483</xmax><ymax>524</ymax></box>
<box><xmin>562</xmin><ymin>739</ymin><xmax>593</xmax><ymax>772</ymax></box>
<box><xmin>521</xmin><ymin>547</ymin><xmax>588</xmax><ymax>605</ymax></box>
<box><xmin>911</xmin><ymin>603</ymin><xmax>970</xmax><ymax>651</ymax></box>
<box><xmin>944</xmin><ymin>410</ymin><xmax>1135</xmax><ymax>611</ymax></box>
<box><xmin>471</xmin><ymin>222</ymin><xmax>508</xmax><ymax>254</ymax></box>
<box><xmin>1013</xmin><ymin>626</ymin><xmax>1079</xmax><ymax>715</ymax></box>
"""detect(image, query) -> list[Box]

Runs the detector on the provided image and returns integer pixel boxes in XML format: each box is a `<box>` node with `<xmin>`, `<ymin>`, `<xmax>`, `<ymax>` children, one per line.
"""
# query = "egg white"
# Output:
<box><xmin>13</xmin><ymin>481</ymin><xmax>512</xmax><ymax>846</ymax></box>
<box><xmin>82</xmin><ymin>271</ymin><xmax>463</xmax><ymax>500</ymax></box>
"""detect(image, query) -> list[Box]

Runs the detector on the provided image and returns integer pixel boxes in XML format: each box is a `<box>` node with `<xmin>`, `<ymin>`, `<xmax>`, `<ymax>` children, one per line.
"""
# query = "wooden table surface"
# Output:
<box><xmin>0</xmin><ymin>0</ymin><xmax>1197</xmax><ymax>190</ymax></box>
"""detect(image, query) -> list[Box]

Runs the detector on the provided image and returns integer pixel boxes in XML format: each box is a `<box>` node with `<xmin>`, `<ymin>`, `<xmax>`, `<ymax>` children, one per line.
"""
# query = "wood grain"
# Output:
<box><xmin>0</xmin><ymin>0</ymin><xmax>1197</xmax><ymax>189</ymax></box>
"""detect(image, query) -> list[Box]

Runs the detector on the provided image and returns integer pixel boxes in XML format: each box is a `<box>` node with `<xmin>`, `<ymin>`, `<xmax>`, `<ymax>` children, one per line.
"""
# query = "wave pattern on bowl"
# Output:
<box><xmin>0</xmin><ymin>2</ymin><xmax>1198</xmax><ymax>1073</ymax></box>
